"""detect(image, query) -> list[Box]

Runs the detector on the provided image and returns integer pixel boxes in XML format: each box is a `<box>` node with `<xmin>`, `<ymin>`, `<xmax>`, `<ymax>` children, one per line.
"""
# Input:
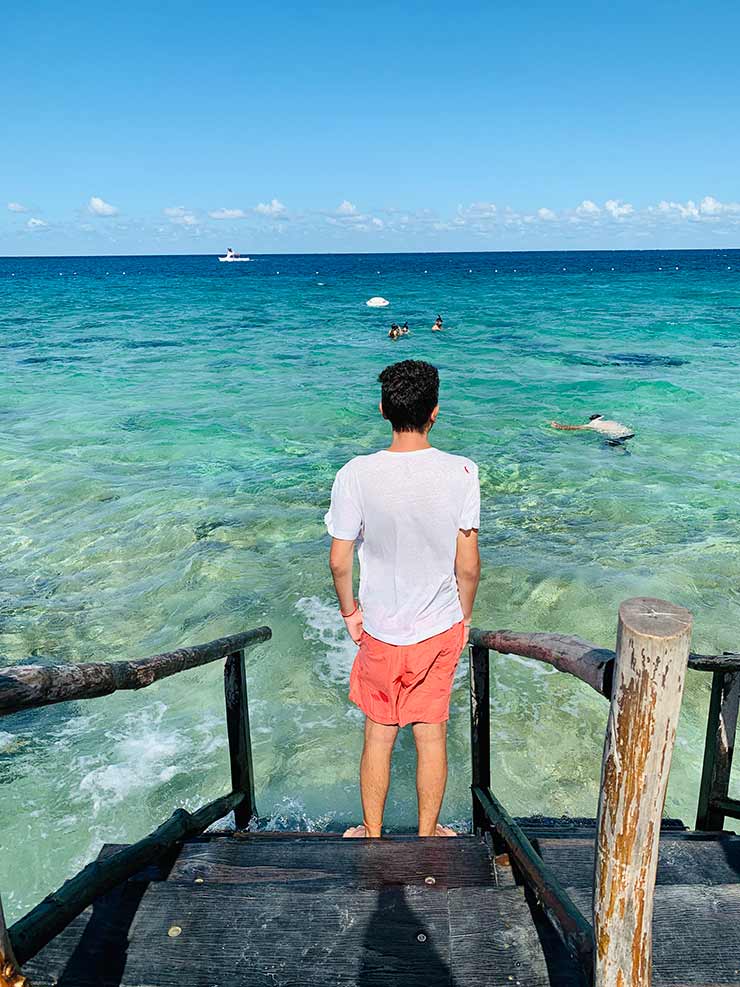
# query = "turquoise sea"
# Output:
<box><xmin>1</xmin><ymin>249</ymin><xmax>739</xmax><ymax>919</ymax></box>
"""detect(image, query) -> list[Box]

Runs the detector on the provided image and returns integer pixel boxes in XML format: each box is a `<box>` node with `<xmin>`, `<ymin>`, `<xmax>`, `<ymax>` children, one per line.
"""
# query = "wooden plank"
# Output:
<box><xmin>570</xmin><ymin>884</ymin><xmax>740</xmax><ymax>985</ymax></box>
<box><xmin>535</xmin><ymin>835</ymin><xmax>740</xmax><ymax>888</ymax></box>
<box><xmin>118</xmin><ymin>882</ymin><xmax>452</xmax><ymax>986</ymax></box>
<box><xmin>169</xmin><ymin>835</ymin><xmax>494</xmax><ymax>889</ymax></box>
<box><xmin>448</xmin><ymin>887</ymin><xmax>586</xmax><ymax>987</ymax></box>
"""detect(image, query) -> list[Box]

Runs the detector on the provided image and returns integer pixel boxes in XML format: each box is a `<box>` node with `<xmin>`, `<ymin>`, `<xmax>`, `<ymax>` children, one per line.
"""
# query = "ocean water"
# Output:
<box><xmin>1</xmin><ymin>249</ymin><xmax>740</xmax><ymax>919</ymax></box>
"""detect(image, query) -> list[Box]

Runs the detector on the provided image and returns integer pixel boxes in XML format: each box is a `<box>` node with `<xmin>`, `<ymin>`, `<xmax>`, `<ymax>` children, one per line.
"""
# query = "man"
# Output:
<box><xmin>325</xmin><ymin>359</ymin><xmax>481</xmax><ymax>838</ymax></box>
<box><xmin>550</xmin><ymin>414</ymin><xmax>634</xmax><ymax>444</ymax></box>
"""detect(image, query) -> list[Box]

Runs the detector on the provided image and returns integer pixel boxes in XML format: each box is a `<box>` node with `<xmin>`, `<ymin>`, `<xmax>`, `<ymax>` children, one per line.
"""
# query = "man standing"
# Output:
<box><xmin>325</xmin><ymin>360</ymin><xmax>481</xmax><ymax>838</ymax></box>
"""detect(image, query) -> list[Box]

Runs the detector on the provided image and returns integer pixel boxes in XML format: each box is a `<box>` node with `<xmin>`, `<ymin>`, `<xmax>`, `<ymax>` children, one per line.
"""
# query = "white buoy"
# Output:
<box><xmin>366</xmin><ymin>296</ymin><xmax>390</xmax><ymax>307</ymax></box>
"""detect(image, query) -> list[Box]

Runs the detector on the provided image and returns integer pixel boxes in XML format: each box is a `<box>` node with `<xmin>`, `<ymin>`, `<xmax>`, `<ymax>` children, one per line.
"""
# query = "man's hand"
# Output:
<box><xmin>462</xmin><ymin>621</ymin><xmax>471</xmax><ymax>651</ymax></box>
<box><xmin>343</xmin><ymin>608</ymin><xmax>364</xmax><ymax>644</ymax></box>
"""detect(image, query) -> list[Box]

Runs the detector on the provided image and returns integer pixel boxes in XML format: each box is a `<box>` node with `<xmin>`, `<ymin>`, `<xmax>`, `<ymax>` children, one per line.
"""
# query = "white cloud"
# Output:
<box><xmin>537</xmin><ymin>207</ymin><xmax>557</xmax><ymax>221</ymax></box>
<box><xmin>371</xmin><ymin>217</ymin><xmax>384</xmax><ymax>228</ymax></box>
<box><xmin>658</xmin><ymin>199</ymin><xmax>701</xmax><ymax>219</ymax></box>
<box><xmin>655</xmin><ymin>196</ymin><xmax>740</xmax><ymax>220</ymax></box>
<box><xmin>88</xmin><ymin>196</ymin><xmax>119</xmax><ymax>217</ymax></box>
<box><xmin>576</xmin><ymin>199</ymin><xmax>600</xmax><ymax>216</ymax></box>
<box><xmin>7</xmin><ymin>201</ymin><xmax>28</xmax><ymax>213</ymax></box>
<box><xmin>700</xmin><ymin>196</ymin><xmax>723</xmax><ymax>215</ymax></box>
<box><xmin>337</xmin><ymin>200</ymin><xmax>357</xmax><ymax>215</ymax></box>
<box><xmin>457</xmin><ymin>202</ymin><xmax>498</xmax><ymax>221</ymax></box>
<box><xmin>27</xmin><ymin>217</ymin><xmax>48</xmax><ymax>228</ymax></box>
<box><xmin>605</xmin><ymin>199</ymin><xmax>634</xmax><ymax>219</ymax></box>
<box><xmin>255</xmin><ymin>198</ymin><xmax>286</xmax><ymax>216</ymax></box>
<box><xmin>209</xmin><ymin>208</ymin><xmax>246</xmax><ymax>220</ymax></box>
<box><xmin>163</xmin><ymin>206</ymin><xmax>197</xmax><ymax>226</ymax></box>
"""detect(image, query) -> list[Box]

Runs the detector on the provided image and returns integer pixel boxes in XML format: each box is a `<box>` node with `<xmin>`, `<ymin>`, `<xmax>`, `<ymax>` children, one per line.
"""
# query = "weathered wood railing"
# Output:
<box><xmin>469</xmin><ymin>596</ymin><xmax>737</xmax><ymax>987</ymax></box>
<box><xmin>0</xmin><ymin>626</ymin><xmax>271</xmax><ymax>983</ymax></box>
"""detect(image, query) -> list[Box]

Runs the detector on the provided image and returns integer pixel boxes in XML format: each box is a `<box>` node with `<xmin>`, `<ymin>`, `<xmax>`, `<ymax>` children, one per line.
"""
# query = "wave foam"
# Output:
<box><xmin>295</xmin><ymin>595</ymin><xmax>356</xmax><ymax>686</ymax></box>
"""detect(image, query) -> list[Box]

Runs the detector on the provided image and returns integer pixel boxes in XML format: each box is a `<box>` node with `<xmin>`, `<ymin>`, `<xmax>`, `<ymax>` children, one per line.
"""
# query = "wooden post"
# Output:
<box><xmin>594</xmin><ymin>597</ymin><xmax>692</xmax><ymax>987</ymax></box>
<box><xmin>224</xmin><ymin>650</ymin><xmax>256</xmax><ymax>830</ymax></box>
<box><xmin>696</xmin><ymin>669</ymin><xmax>740</xmax><ymax>831</ymax></box>
<box><xmin>1</xmin><ymin>895</ymin><xmax>28</xmax><ymax>987</ymax></box>
<box><xmin>469</xmin><ymin>645</ymin><xmax>490</xmax><ymax>834</ymax></box>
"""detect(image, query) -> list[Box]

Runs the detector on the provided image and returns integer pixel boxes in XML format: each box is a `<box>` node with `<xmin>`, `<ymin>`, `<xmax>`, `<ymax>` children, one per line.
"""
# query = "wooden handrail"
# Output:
<box><xmin>473</xmin><ymin>785</ymin><xmax>594</xmax><ymax>971</ymax></box>
<box><xmin>469</xmin><ymin>627</ymin><xmax>737</xmax><ymax>698</ymax></box>
<box><xmin>0</xmin><ymin>626</ymin><xmax>272</xmax><ymax>717</ymax></box>
<box><xmin>8</xmin><ymin>790</ymin><xmax>243</xmax><ymax>967</ymax></box>
<box><xmin>594</xmin><ymin>597</ymin><xmax>692</xmax><ymax>987</ymax></box>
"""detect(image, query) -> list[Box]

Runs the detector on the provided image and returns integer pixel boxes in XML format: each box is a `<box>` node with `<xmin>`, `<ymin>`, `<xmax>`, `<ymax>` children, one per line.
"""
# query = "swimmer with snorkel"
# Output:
<box><xmin>550</xmin><ymin>414</ymin><xmax>635</xmax><ymax>446</ymax></box>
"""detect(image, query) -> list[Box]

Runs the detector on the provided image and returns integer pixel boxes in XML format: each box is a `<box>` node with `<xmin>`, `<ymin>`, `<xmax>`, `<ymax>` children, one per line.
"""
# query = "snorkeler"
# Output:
<box><xmin>550</xmin><ymin>414</ymin><xmax>635</xmax><ymax>445</ymax></box>
<box><xmin>432</xmin><ymin>315</ymin><xmax>444</xmax><ymax>332</ymax></box>
<box><xmin>388</xmin><ymin>323</ymin><xmax>401</xmax><ymax>339</ymax></box>
<box><xmin>400</xmin><ymin>322</ymin><xmax>410</xmax><ymax>334</ymax></box>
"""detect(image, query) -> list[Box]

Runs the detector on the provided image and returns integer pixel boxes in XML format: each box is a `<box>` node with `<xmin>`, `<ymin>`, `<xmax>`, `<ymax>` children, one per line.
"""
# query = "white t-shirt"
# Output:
<box><xmin>584</xmin><ymin>417</ymin><xmax>634</xmax><ymax>439</ymax></box>
<box><xmin>324</xmin><ymin>447</ymin><xmax>480</xmax><ymax>645</ymax></box>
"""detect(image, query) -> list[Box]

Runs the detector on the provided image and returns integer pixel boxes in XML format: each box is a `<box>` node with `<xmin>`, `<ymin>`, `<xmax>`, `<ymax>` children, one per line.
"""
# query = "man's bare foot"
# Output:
<box><xmin>343</xmin><ymin>825</ymin><xmax>369</xmax><ymax>838</ymax></box>
<box><xmin>435</xmin><ymin>824</ymin><xmax>457</xmax><ymax>836</ymax></box>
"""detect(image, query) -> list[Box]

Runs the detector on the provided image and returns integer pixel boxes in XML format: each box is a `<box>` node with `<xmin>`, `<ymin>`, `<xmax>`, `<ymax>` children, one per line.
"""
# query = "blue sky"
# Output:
<box><xmin>3</xmin><ymin>0</ymin><xmax>740</xmax><ymax>255</ymax></box>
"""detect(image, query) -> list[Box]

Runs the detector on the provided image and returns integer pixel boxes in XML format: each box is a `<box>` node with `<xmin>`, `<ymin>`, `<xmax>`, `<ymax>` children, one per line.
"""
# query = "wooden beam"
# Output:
<box><xmin>593</xmin><ymin>597</ymin><xmax>692</xmax><ymax>987</ymax></box>
<box><xmin>473</xmin><ymin>785</ymin><xmax>595</xmax><ymax>975</ymax></box>
<box><xmin>696</xmin><ymin>670</ymin><xmax>740</xmax><ymax>831</ymax></box>
<box><xmin>469</xmin><ymin>646</ymin><xmax>491</xmax><ymax>834</ymax></box>
<box><xmin>0</xmin><ymin>896</ymin><xmax>29</xmax><ymax>987</ymax></box>
<box><xmin>224</xmin><ymin>651</ymin><xmax>256</xmax><ymax>829</ymax></box>
<box><xmin>0</xmin><ymin>627</ymin><xmax>271</xmax><ymax>717</ymax></box>
<box><xmin>9</xmin><ymin>791</ymin><xmax>242</xmax><ymax>966</ymax></box>
<box><xmin>710</xmin><ymin>795</ymin><xmax>740</xmax><ymax>819</ymax></box>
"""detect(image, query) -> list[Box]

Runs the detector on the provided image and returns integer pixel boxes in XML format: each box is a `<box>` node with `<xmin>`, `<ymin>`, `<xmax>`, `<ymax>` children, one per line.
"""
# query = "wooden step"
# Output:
<box><xmin>535</xmin><ymin>834</ymin><xmax>740</xmax><ymax>888</ymax></box>
<box><xmin>24</xmin><ymin>881</ymin><xmax>556</xmax><ymax>987</ymax></box>
<box><xmin>168</xmin><ymin>833</ymin><xmax>502</xmax><ymax>889</ymax></box>
<box><xmin>568</xmin><ymin>884</ymin><xmax>740</xmax><ymax>985</ymax></box>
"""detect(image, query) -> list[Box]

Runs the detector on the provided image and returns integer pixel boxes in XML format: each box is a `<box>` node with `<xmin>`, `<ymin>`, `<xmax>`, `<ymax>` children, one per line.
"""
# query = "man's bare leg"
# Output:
<box><xmin>412</xmin><ymin>721</ymin><xmax>456</xmax><ymax>836</ymax></box>
<box><xmin>344</xmin><ymin>717</ymin><xmax>399</xmax><ymax>838</ymax></box>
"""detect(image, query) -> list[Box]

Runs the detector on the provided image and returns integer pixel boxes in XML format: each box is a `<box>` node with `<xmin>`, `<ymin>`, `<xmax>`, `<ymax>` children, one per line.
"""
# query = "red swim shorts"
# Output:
<box><xmin>349</xmin><ymin>621</ymin><xmax>466</xmax><ymax>727</ymax></box>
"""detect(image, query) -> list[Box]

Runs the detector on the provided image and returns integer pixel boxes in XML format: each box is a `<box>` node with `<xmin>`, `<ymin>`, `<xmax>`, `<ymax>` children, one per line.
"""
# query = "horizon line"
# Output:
<box><xmin>2</xmin><ymin>245</ymin><xmax>740</xmax><ymax>260</ymax></box>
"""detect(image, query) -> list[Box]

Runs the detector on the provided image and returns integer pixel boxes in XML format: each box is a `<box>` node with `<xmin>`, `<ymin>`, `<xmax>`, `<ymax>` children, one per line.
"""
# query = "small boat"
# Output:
<box><xmin>219</xmin><ymin>248</ymin><xmax>251</xmax><ymax>262</ymax></box>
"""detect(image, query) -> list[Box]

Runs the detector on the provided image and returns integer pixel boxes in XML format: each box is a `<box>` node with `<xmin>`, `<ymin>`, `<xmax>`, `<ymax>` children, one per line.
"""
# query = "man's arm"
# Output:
<box><xmin>329</xmin><ymin>538</ymin><xmax>363</xmax><ymax>643</ymax></box>
<box><xmin>455</xmin><ymin>528</ymin><xmax>481</xmax><ymax>650</ymax></box>
<box><xmin>550</xmin><ymin>421</ymin><xmax>586</xmax><ymax>430</ymax></box>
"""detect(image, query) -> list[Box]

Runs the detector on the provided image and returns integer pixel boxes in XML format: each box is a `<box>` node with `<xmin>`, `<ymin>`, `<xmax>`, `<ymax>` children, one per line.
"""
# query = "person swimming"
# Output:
<box><xmin>400</xmin><ymin>322</ymin><xmax>409</xmax><ymax>334</ymax></box>
<box><xmin>432</xmin><ymin>315</ymin><xmax>443</xmax><ymax>332</ymax></box>
<box><xmin>550</xmin><ymin>414</ymin><xmax>635</xmax><ymax>444</ymax></box>
<box><xmin>388</xmin><ymin>323</ymin><xmax>401</xmax><ymax>339</ymax></box>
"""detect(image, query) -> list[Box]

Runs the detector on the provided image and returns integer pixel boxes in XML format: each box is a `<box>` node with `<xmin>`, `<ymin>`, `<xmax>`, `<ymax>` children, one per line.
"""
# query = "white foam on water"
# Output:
<box><xmin>257</xmin><ymin>795</ymin><xmax>337</xmax><ymax>832</ymax></box>
<box><xmin>0</xmin><ymin>730</ymin><xmax>16</xmax><ymax>752</ymax></box>
<box><xmin>295</xmin><ymin>595</ymin><xmax>356</xmax><ymax>686</ymax></box>
<box><xmin>72</xmin><ymin>701</ymin><xmax>191</xmax><ymax>815</ymax></box>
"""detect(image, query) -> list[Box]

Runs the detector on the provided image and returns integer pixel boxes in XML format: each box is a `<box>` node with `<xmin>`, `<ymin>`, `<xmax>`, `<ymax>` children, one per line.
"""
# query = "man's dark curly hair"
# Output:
<box><xmin>378</xmin><ymin>360</ymin><xmax>439</xmax><ymax>433</ymax></box>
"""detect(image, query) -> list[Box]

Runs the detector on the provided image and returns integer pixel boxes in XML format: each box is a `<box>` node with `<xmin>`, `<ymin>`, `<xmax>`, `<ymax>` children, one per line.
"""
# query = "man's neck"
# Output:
<box><xmin>387</xmin><ymin>430</ymin><xmax>432</xmax><ymax>453</ymax></box>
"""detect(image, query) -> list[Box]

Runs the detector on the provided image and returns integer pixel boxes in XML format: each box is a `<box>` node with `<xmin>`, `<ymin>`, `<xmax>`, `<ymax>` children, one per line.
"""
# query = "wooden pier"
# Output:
<box><xmin>1</xmin><ymin>598</ymin><xmax>739</xmax><ymax>986</ymax></box>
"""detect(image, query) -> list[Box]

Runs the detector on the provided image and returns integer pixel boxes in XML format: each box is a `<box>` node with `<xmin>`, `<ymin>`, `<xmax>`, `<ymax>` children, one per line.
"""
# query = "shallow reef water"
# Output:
<box><xmin>1</xmin><ymin>249</ymin><xmax>739</xmax><ymax>918</ymax></box>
